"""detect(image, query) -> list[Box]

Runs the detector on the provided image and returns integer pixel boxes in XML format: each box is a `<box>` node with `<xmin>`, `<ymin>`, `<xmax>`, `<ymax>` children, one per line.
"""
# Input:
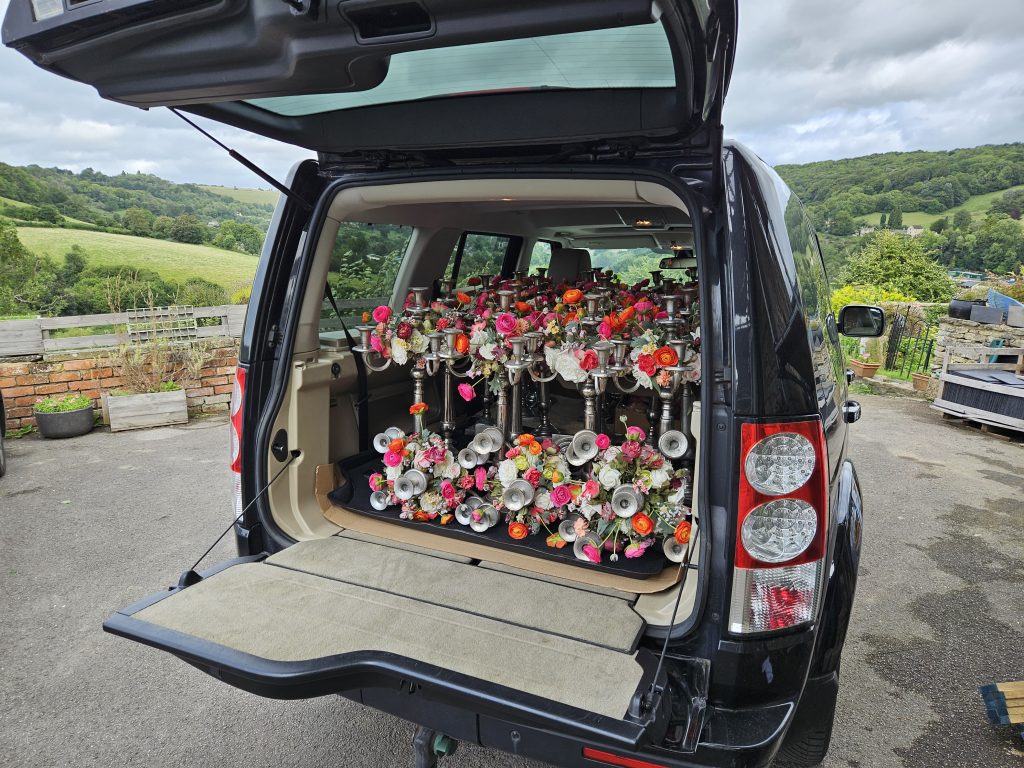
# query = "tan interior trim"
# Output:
<box><xmin>315</xmin><ymin>464</ymin><xmax>684</xmax><ymax>596</ymax></box>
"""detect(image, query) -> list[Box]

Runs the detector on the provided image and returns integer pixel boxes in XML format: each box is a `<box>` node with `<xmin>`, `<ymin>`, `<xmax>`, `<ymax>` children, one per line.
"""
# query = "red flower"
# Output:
<box><xmin>631</xmin><ymin>513</ymin><xmax>654</xmax><ymax>537</ymax></box>
<box><xmin>508</xmin><ymin>522</ymin><xmax>530</xmax><ymax>540</ymax></box>
<box><xmin>654</xmin><ymin>346</ymin><xmax>679</xmax><ymax>367</ymax></box>
<box><xmin>674</xmin><ymin>520</ymin><xmax>692</xmax><ymax>545</ymax></box>
<box><xmin>456</xmin><ymin>291</ymin><xmax>472</xmax><ymax>304</ymax></box>
<box><xmin>579</xmin><ymin>349</ymin><xmax>598</xmax><ymax>371</ymax></box>
<box><xmin>396</xmin><ymin>321</ymin><xmax>414</xmax><ymax>340</ymax></box>
<box><xmin>562</xmin><ymin>288</ymin><xmax>583</xmax><ymax>305</ymax></box>
<box><xmin>467</xmin><ymin>276</ymin><xmax>482</xmax><ymax>286</ymax></box>
<box><xmin>454</xmin><ymin>333</ymin><xmax>470</xmax><ymax>354</ymax></box>
<box><xmin>409</xmin><ymin>402</ymin><xmax>428</xmax><ymax>415</ymax></box>
<box><xmin>436</xmin><ymin>317</ymin><xmax>450</xmax><ymax>331</ymax></box>
<box><xmin>515</xmin><ymin>301</ymin><xmax>532</xmax><ymax>313</ymax></box>
<box><xmin>637</xmin><ymin>354</ymin><xmax>657</xmax><ymax>376</ymax></box>
<box><xmin>619</xmin><ymin>305</ymin><xmax>636</xmax><ymax>323</ymax></box>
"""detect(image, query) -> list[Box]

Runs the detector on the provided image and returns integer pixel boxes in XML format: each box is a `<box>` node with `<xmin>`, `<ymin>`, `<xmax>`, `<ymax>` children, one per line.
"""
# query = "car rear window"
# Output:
<box><xmin>248</xmin><ymin>23</ymin><xmax>674</xmax><ymax>117</ymax></box>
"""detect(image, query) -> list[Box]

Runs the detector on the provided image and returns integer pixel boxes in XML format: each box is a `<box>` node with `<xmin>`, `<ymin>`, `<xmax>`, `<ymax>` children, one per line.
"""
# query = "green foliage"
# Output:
<box><xmin>328</xmin><ymin>223</ymin><xmax>413</xmax><ymax>302</ymax></box>
<box><xmin>151</xmin><ymin>215</ymin><xmax>173</xmax><ymax>239</ymax></box>
<box><xmin>230</xmin><ymin>283</ymin><xmax>252</xmax><ymax>304</ymax></box>
<box><xmin>34</xmin><ymin>393</ymin><xmax>92</xmax><ymax>413</ymax></box>
<box><xmin>988</xmin><ymin>188</ymin><xmax>1024</xmax><ymax>220</ymax></box>
<box><xmin>31</xmin><ymin>203</ymin><xmax>63</xmax><ymax>224</ymax></box>
<box><xmin>953</xmin><ymin>209</ymin><xmax>973</xmax><ymax>230</ymax></box>
<box><xmin>212</xmin><ymin>219</ymin><xmax>264</xmax><ymax>255</ymax></box>
<box><xmin>887</xmin><ymin>205</ymin><xmax>903</xmax><ymax>229</ymax></box>
<box><xmin>122</xmin><ymin>207</ymin><xmax>155</xmax><ymax>237</ymax></box>
<box><xmin>838</xmin><ymin>230</ymin><xmax>955</xmax><ymax>302</ymax></box>
<box><xmin>879</xmin><ymin>213</ymin><xmax>886</xmax><ymax>228</ymax></box>
<box><xmin>929</xmin><ymin>217</ymin><xmax>948</xmax><ymax>233</ymax></box>
<box><xmin>830</xmin><ymin>283</ymin><xmax>914</xmax><ymax>317</ymax></box>
<box><xmin>169</xmin><ymin>213</ymin><xmax>207</xmax><ymax>244</ymax></box>
<box><xmin>174</xmin><ymin>277</ymin><xmax>229</xmax><ymax>307</ymax></box>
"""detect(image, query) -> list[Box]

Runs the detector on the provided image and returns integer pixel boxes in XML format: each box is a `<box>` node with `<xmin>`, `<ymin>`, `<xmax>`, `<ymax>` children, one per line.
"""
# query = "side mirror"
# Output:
<box><xmin>837</xmin><ymin>304</ymin><xmax>885</xmax><ymax>337</ymax></box>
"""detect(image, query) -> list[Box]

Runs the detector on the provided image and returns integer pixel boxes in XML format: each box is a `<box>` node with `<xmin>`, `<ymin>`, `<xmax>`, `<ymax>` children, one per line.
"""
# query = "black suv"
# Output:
<box><xmin>5</xmin><ymin>2</ymin><xmax>885</xmax><ymax>766</ymax></box>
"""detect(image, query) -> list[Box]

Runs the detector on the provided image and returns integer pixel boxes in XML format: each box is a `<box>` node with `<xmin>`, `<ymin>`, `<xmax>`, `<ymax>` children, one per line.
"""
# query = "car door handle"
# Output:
<box><xmin>846</xmin><ymin>369</ymin><xmax>855</xmax><ymax>385</ymax></box>
<box><xmin>843</xmin><ymin>400</ymin><xmax>861</xmax><ymax>423</ymax></box>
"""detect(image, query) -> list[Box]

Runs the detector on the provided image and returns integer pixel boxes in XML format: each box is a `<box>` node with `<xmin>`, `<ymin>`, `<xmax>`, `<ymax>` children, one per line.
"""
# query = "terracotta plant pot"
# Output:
<box><xmin>849</xmin><ymin>360</ymin><xmax>881</xmax><ymax>379</ymax></box>
<box><xmin>911</xmin><ymin>372</ymin><xmax>931</xmax><ymax>392</ymax></box>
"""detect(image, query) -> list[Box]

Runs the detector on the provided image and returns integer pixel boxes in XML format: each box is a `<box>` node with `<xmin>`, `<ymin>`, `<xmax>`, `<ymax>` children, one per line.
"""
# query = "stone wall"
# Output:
<box><xmin>933</xmin><ymin>317</ymin><xmax>1024</xmax><ymax>369</ymax></box>
<box><xmin>1</xmin><ymin>337</ymin><xmax>238</xmax><ymax>432</ymax></box>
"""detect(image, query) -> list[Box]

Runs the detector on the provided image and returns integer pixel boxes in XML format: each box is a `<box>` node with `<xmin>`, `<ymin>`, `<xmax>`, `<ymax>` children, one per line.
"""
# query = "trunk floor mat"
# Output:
<box><xmin>266</xmin><ymin>537</ymin><xmax>643</xmax><ymax>652</ymax></box>
<box><xmin>134</xmin><ymin>561</ymin><xmax>644</xmax><ymax>719</ymax></box>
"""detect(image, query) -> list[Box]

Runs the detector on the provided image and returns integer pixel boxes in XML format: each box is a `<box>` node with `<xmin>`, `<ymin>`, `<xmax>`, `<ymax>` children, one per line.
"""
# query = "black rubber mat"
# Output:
<box><xmin>330</xmin><ymin>454</ymin><xmax>669</xmax><ymax>580</ymax></box>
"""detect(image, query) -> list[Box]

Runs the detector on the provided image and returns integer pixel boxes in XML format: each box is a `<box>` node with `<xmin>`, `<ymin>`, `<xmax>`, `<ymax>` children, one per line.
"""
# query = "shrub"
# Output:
<box><xmin>34</xmin><ymin>393</ymin><xmax>92</xmax><ymax>413</ymax></box>
<box><xmin>831</xmin><ymin>284</ymin><xmax>914</xmax><ymax>317</ymax></box>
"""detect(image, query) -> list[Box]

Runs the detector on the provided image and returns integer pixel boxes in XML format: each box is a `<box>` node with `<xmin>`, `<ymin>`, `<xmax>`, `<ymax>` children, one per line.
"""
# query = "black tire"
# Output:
<box><xmin>0</xmin><ymin>398</ymin><xmax>6</xmax><ymax>478</ymax></box>
<box><xmin>772</xmin><ymin>673</ymin><xmax>839</xmax><ymax>768</ymax></box>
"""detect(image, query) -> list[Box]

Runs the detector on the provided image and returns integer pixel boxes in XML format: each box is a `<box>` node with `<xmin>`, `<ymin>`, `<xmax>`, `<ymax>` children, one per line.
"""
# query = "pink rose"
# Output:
<box><xmin>579</xmin><ymin>349</ymin><xmax>598</xmax><ymax>371</ymax></box>
<box><xmin>622</xmin><ymin>440</ymin><xmax>642</xmax><ymax>460</ymax></box>
<box><xmin>440</xmin><ymin>480</ymin><xmax>456</xmax><ymax>503</ymax></box>
<box><xmin>634</xmin><ymin>300</ymin><xmax>652</xmax><ymax>313</ymax></box>
<box><xmin>475</xmin><ymin>466</ymin><xmax>487</xmax><ymax>491</ymax></box>
<box><xmin>495</xmin><ymin>312</ymin><xmax>518</xmax><ymax>335</ymax></box>
<box><xmin>459</xmin><ymin>475</ymin><xmax>475</xmax><ymax>490</ymax></box>
<box><xmin>383</xmin><ymin>450</ymin><xmax>403</xmax><ymax>467</ymax></box>
<box><xmin>597</xmin><ymin>321</ymin><xmax>612</xmax><ymax>339</ymax></box>
<box><xmin>626</xmin><ymin>425</ymin><xmax>646</xmax><ymax>442</ymax></box>
<box><xmin>372</xmin><ymin>305</ymin><xmax>391</xmax><ymax>323</ymax></box>
<box><xmin>550</xmin><ymin>485</ymin><xmax>573</xmax><ymax>507</ymax></box>
<box><xmin>583</xmin><ymin>479</ymin><xmax>600</xmax><ymax>499</ymax></box>
<box><xmin>457</xmin><ymin>382</ymin><xmax>474</xmax><ymax>402</ymax></box>
<box><xmin>368</xmin><ymin>472</ymin><xmax>383</xmax><ymax>491</ymax></box>
<box><xmin>582</xmin><ymin>544</ymin><xmax>602</xmax><ymax>563</ymax></box>
<box><xmin>370</xmin><ymin>334</ymin><xmax>385</xmax><ymax>355</ymax></box>
<box><xmin>505</xmin><ymin>447</ymin><xmax>521</xmax><ymax>459</ymax></box>
<box><xmin>524</xmin><ymin>467</ymin><xmax>542</xmax><ymax>487</ymax></box>
<box><xmin>595</xmin><ymin>433</ymin><xmax>610</xmax><ymax>451</ymax></box>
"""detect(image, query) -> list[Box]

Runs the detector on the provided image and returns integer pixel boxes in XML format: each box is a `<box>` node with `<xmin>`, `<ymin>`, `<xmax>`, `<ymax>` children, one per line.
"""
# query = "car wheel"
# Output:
<box><xmin>0</xmin><ymin>425</ymin><xmax>6</xmax><ymax>478</ymax></box>
<box><xmin>772</xmin><ymin>671</ymin><xmax>839</xmax><ymax>768</ymax></box>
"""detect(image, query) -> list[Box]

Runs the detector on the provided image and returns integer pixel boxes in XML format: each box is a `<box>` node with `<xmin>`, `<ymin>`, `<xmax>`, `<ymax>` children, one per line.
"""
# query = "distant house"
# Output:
<box><xmin>857</xmin><ymin>225</ymin><xmax>875</xmax><ymax>236</ymax></box>
<box><xmin>905</xmin><ymin>225</ymin><xmax>924</xmax><ymax>238</ymax></box>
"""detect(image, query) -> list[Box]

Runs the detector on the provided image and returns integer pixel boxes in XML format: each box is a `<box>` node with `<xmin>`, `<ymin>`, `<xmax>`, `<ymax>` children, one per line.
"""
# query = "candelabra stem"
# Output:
<box><xmin>679</xmin><ymin>381</ymin><xmax>696</xmax><ymax>465</ymax></box>
<box><xmin>411</xmin><ymin>366</ymin><xmax>426</xmax><ymax>434</ymax></box>
<box><xmin>442</xmin><ymin>362</ymin><xmax>455</xmax><ymax>447</ymax></box>
<box><xmin>509</xmin><ymin>377</ymin><xmax>523</xmax><ymax>441</ymax></box>
<box><xmin>582</xmin><ymin>378</ymin><xmax>598</xmax><ymax>433</ymax></box>
<box><xmin>658</xmin><ymin>383</ymin><xmax>676</xmax><ymax>439</ymax></box>
<box><xmin>482</xmin><ymin>378</ymin><xmax>493</xmax><ymax>425</ymax></box>
<box><xmin>647</xmin><ymin>392</ymin><xmax>659</xmax><ymax>445</ymax></box>
<box><xmin>496</xmin><ymin>381</ymin><xmax>510</xmax><ymax>442</ymax></box>
<box><xmin>535</xmin><ymin>375</ymin><xmax>553</xmax><ymax>437</ymax></box>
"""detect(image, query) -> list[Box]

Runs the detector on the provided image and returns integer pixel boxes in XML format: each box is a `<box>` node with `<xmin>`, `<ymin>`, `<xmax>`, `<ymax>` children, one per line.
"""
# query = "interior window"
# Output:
<box><xmin>587</xmin><ymin>248</ymin><xmax>669</xmax><ymax>283</ymax></box>
<box><xmin>320</xmin><ymin>222</ymin><xmax>413</xmax><ymax>331</ymax></box>
<box><xmin>528</xmin><ymin>241</ymin><xmax>553</xmax><ymax>274</ymax></box>
<box><xmin>445</xmin><ymin>232</ymin><xmax>512</xmax><ymax>284</ymax></box>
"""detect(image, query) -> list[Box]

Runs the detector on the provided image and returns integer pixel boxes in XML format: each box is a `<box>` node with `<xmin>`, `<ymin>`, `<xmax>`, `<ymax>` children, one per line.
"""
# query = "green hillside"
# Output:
<box><xmin>16</xmin><ymin>227</ymin><xmax>257</xmax><ymax>289</ymax></box>
<box><xmin>854</xmin><ymin>184</ymin><xmax>1024</xmax><ymax>229</ymax></box>
<box><xmin>200</xmin><ymin>185</ymin><xmax>278</xmax><ymax>207</ymax></box>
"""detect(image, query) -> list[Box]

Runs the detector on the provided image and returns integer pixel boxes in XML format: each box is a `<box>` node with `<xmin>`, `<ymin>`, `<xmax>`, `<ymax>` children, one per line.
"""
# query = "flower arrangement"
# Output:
<box><xmin>493</xmin><ymin>433</ymin><xmax>572</xmax><ymax>538</ymax></box>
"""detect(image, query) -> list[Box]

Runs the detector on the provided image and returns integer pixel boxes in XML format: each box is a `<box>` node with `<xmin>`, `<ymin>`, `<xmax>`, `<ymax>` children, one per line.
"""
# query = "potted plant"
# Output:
<box><xmin>849</xmin><ymin>352</ymin><xmax>881</xmax><ymax>379</ymax></box>
<box><xmin>34</xmin><ymin>393</ymin><xmax>96</xmax><ymax>439</ymax></box>
<box><xmin>102</xmin><ymin>336</ymin><xmax>208</xmax><ymax>432</ymax></box>
<box><xmin>911</xmin><ymin>372</ymin><xmax>931</xmax><ymax>392</ymax></box>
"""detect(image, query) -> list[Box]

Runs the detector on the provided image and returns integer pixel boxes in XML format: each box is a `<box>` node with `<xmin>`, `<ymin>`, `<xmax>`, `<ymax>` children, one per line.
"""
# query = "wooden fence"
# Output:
<box><xmin>0</xmin><ymin>304</ymin><xmax>247</xmax><ymax>356</ymax></box>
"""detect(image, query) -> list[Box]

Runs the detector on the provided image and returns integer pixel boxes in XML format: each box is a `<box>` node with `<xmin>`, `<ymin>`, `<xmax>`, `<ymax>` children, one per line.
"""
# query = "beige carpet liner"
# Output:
<box><xmin>267</xmin><ymin>537</ymin><xmax>643</xmax><ymax>652</ymax></box>
<box><xmin>315</xmin><ymin>464</ymin><xmax>682</xmax><ymax>595</ymax></box>
<box><xmin>135</xmin><ymin>563</ymin><xmax>644</xmax><ymax>719</ymax></box>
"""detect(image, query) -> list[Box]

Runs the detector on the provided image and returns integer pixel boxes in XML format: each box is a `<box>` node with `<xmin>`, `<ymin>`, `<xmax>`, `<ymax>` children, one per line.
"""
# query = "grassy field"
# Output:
<box><xmin>199</xmin><ymin>185</ymin><xmax>278</xmax><ymax>207</ymax></box>
<box><xmin>855</xmin><ymin>184</ymin><xmax>1024</xmax><ymax>229</ymax></box>
<box><xmin>16</xmin><ymin>227</ymin><xmax>258</xmax><ymax>289</ymax></box>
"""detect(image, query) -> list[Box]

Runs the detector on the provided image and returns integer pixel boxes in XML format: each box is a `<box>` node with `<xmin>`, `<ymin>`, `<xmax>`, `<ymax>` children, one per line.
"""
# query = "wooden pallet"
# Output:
<box><xmin>979</xmin><ymin>681</ymin><xmax>1024</xmax><ymax>742</ymax></box>
<box><xmin>940</xmin><ymin>413</ymin><xmax>1024</xmax><ymax>443</ymax></box>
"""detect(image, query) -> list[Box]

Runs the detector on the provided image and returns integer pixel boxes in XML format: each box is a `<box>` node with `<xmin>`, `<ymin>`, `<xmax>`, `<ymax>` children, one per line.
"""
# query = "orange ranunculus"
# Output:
<box><xmin>619</xmin><ymin>305</ymin><xmax>636</xmax><ymax>323</ymax></box>
<box><xmin>362</xmin><ymin>311</ymin><xmax>371</xmax><ymax>323</ymax></box>
<box><xmin>440</xmin><ymin>513</ymin><xmax>454</xmax><ymax>525</ymax></box>
<box><xmin>562</xmin><ymin>288</ymin><xmax>583</xmax><ymax>305</ymax></box>
<box><xmin>409</xmin><ymin>402</ymin><xmax>428</xmax><ymax>415</ymax></box>
<box><xmin>674</xmin><ymin>520</ymin><xmax>692</xmax><ymax>545</ymax></box>
<box><xmin>563</xmin><ymin>312</ymin><xmax>577</xmax><ymax>324</ymax></box>
<box><xmin>508</xmin><ymin>522</ymin><xmax>530</xmax><ymax>540</ymax></box>
<box><xmin>528</xmin><ymin>440</ymin><xmax>542</xmax><ymax>455</ymax></box>
<box><xmin>631</xmin><ymin>513</ymin><xmax>654</xmax><ymax>536</ymax></box>
<box><xmin>454</xmin><ymin>333</ymin><xmax>470</xmax><ymax>354</ymax></box>
<box><xmin>413</xmin><ymin>510</ymin><xmax>432</xmax><ymax>522</ymax></box>
<box><xmin>515</xmin><ymin>301</ymin><xmax>532</xmax><ymax>313</ymax></box>
<box><xmin>388</xmin><ymin>438</ymin><xmax>406</xmax><ymax>453</ymax></box>
<box><xmin>456</xmin><ymin>291</ymin><xmax>472</xmax><ymax>304</ymax></box>
<box><xmin>654</xmin><ymin>346</ymin><xmax>679</xmax><ymax>367</ymax></box>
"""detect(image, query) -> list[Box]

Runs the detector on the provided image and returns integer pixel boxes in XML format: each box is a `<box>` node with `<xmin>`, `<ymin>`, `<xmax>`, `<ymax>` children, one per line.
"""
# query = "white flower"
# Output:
<box><xmin>554</xmin><ymin>349</ymin><xmax>587</xmax><ymax>383</ymax></box>
<box><xmin>649</xmin><ymin>468</ymin><xmax>670</xmax><ymax>489</ymax></box>
<box><xmin>497</xmin><ymin>459</ymin><xmax>519</xmax><ymax>487</ymax></box>
<box><xmin>667</xmin><ymin>484</ymin><xmax>686</xmax><ymax>504</ymax></box>
<box><xmin>631</xmin><ymin>363</ymin><xmax>652</xmax><ymax>390</ymax></box>
<box><xmin>535</xmin><ymin>490</ymin><xmax>553</xmax><ymax>510</ymax></box>
<box><xmin>581</xmin><ymin>501</ymin><xmax>602</xmax><ymax>520</ymax></box>
<box><xmin>470</xmin><ymin>329</ymin><xmax>489</xmax><ymax>347</ymax></box>
<box><xmin>439</xmin><ymin>458</ymin><xmax>461</xmax><ymax>479</ymax></box>
<box><xmin>598</xmin><ymin>465</ymin><xmax>621</xmax><ymax>490</ymax></box>
<box><xmin>603</xmin><ymin>446</ymin><xmax>622</xmax><ymax>463</ymax></box>
<box><xmin>409</xmin><ymin>331</ymin><xmax>428</xmax><ymax>354</ymax></box>
<box><xmin>420</xmin><ymin>491</ymin><xmax>441</xmax><ymax>512</ymax></box>
<box><xmin>479</xmin><ymin>342</ymin><xmax>497</xmax><ymax>361</ymax></box>
<box><xmin>391</xmin><ymin>337</ymin><xmax>409</xmax><ymax>365</ymax></box>
<box><xmin>385</xmin><ymin>465</ymin><xmax>403</xmax><ymax>481</ymax></box>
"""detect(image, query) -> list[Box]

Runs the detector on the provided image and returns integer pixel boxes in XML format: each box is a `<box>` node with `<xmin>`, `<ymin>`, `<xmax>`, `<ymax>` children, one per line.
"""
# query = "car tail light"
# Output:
<box><xmin>229</xmin><ymin>365</ymin><xmax>247</xmax><ymax>520</ymax></box>
<box><xmin>581</xmin><ymin>747</ymin><xmax>671</xmax><ymax>768</ymax></box>
<box><xmin>729</xmin><ymin>419</ymin><xmax>827</xmax><ymax>634</ymax></box>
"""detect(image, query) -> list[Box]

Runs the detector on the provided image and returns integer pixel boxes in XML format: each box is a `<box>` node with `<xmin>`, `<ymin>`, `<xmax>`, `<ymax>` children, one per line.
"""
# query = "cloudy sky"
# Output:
<box><xmin>1</xmin><ymin>0</ymin><xmax>1021</xmax><ymax>187</ymax></box>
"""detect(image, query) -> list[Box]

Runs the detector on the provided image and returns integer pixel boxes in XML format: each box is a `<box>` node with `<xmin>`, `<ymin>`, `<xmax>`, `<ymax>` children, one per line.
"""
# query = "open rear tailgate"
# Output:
<box><xmin>104</xmin><ymin>536</ymin><xmax>657</xmax><ymax>749</ymax></box>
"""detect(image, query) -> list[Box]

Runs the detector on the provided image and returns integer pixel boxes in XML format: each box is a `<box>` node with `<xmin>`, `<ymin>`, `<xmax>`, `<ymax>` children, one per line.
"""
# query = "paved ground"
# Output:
<box><xmin>0</xmin><ymin>394</ymin><xmax>1021</xmax><ymax>768</ymax></box>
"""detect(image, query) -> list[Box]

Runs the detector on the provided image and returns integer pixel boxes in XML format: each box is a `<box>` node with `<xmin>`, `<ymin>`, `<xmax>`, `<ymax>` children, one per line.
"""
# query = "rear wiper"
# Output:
<box><xmin>169</xmin><ymin>107</ymin><xmax>313</xmax><ymax>212</ymax></box>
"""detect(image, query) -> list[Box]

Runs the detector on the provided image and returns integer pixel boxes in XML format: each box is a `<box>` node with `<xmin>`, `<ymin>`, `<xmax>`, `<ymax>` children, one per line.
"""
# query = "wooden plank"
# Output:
<box><xmin>43</xmin><ymin>333</ymin><xmax>125</xmax><ymax>352</ymax></box>
<box><xmin>225</xmin><ymin>305</ymin><xmax>247</xmax><ymax>336</ymax></box>
<box><xmin>105</xmin><ymin>391</ymin><xmax>188</xmax><ymax>432</ymax></box>
<box><xmin>998</xmin><ymin>682</ymin><xmax>1024</xmax><ymax>697</ymax></box>
<box><xmin>938</xmin><ymin>373</ymin><xmax>1024</xmax><ymax>398</ymax></box>
<box><xmin>0</xmin><ymin>318</ymin><xmax>43</xmax><ymax>355</ymax></box>
<box><xmin>931</xmin><ymin>400</ymin><xmax>1024</xmax><ymax>431</ymax></box>
<box><xmin>40</xmin><ymin>312</ymin><xmax>125</xmax><ymax>329</ymax></box>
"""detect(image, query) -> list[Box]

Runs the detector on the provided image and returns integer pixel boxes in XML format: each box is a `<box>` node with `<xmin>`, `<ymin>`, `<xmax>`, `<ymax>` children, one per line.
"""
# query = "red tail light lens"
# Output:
<box><xmin>582</xmin><ymin>747</ymin><xmax>671</xmax><ymax>768</ymax></box>
<box><xmin>730</xmin><ymin>418</ymin><xmax>828</xmax><ymax>634</ymax></box>
<box><xmin>229</xmin><ymin>366</ymin><xmax>247</xmax><ymax>520</ymax></box>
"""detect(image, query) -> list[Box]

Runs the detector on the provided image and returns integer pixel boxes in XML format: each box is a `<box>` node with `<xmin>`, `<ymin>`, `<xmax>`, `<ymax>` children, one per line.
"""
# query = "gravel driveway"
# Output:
<box><xmin>0</xmin><ymin>394</ymin><xmax>1021</xmax><ymax>767</ymax></box>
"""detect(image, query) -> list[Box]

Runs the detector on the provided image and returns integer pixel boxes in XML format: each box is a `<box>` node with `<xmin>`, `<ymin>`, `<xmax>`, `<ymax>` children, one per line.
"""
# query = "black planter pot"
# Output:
<box><xmin>948</xmin><ymin>298</ymin><xmax>986</xmax><ymax>320</ymax></box>
<box><xmin>34</xmin><ymin>406</ymin><xmax>95</xmax><ymax>439</ymax></box>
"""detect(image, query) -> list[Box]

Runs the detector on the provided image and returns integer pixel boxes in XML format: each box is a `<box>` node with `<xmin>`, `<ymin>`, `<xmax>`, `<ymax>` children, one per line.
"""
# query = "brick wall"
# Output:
<box><xmin>1</xmin><ymin>336</ymin><xmax>238</xmax><ymax>432</ymax></box>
